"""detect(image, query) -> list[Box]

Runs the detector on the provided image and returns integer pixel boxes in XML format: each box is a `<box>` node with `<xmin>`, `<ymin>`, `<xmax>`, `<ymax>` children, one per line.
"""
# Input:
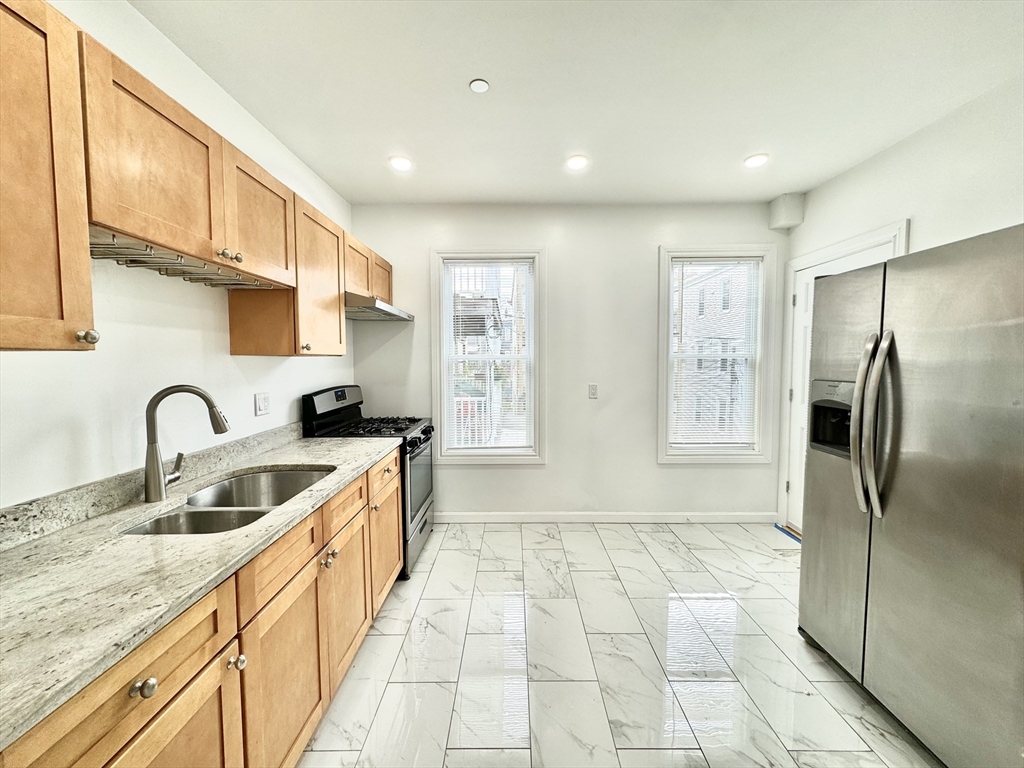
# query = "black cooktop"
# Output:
<box><xmin>327</xmin><ymin>416</ymin><xmax>429</xmax><ymax>438</ymax></box>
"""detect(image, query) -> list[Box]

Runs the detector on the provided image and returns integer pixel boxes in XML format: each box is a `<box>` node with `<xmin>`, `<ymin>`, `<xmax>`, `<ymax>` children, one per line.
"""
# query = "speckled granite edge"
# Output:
<box><xmin>0</xmin><ymin>436</ymin><xmax>401</xmax><ymax>752</ymax></box>
<box><xmin>0</xmin><ymin>423</ymin><xmax>301</xmax><ymax>552</ymax></box>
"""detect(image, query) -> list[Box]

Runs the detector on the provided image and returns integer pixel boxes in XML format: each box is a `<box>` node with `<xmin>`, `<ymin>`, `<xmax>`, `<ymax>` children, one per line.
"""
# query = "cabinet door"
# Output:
<box><xmin>371</xmin><ymin>253</ymin><xmax>393</xmax><ymax>304</ymax></box>
<box><xmin>323</xmin><ymin>510</ymin><xmax>373</xmax><ymax>692</ymax></box>
<box><xmin>368</xmin><ymin>477</ymin><xmax>403</xmax><ymax>615</ymax></box>
<box><xmin>344</xmin><ymin>234</ymin><xmax>372</xmax><ymax>297</ymax></box>
<box><xmin>294</xmin><ymin>197</ymin><xmax>345</xmax><ymax>356</ymax></box>
<box><xmin>0</xmin><ymin>0</ymin><xmax>94</xmax><ymax>350</ymax></box>
<box><xmin>80</xmin><ymin>34</ymin><xmax>225</xmax><ymax>263</ymax></box>
<box><xmin>223</xmin><ymin>143</ymin><xmax>296</xmax><ymax>287</ymax></box>
<box><xmin>239</xmin><ymin>555</ymin><xmax>330</xmax><ymax>768</ymax></box>
<box><xmin>106</xmin><ymin>641</ymin><xmax>244</xmax><ymax>768</ymax></box>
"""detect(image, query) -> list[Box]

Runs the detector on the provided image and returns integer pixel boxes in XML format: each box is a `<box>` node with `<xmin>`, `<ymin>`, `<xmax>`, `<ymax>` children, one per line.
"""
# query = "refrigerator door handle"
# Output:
<box><xmin>863</xmin><ymin>330</ymin><xmax>894</xmax><ymax>518</ymax></box>
<box><xmin>850</xmin><ymin>332</ymin><xmax>879</xmax><ymax>513</ymax></box>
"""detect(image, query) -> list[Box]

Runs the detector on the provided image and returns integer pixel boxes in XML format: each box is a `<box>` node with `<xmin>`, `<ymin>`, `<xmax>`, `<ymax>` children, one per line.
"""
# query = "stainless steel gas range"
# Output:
<box><xmin>301</xmin><ymin>385</ymin><xmax>433</xmax><ymax>577</ymax></box>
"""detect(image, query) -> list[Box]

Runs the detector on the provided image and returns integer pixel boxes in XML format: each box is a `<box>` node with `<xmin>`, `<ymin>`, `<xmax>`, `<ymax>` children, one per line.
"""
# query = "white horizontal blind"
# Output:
<box><xmin>442</xmin><ymin>259</ymin><xmax>535</xmax><ymax>454</ymax></box>
<box><xmin>668</xmin><ymin>257</ymin><xmax>762</xmax><ymax>451</ymax></box>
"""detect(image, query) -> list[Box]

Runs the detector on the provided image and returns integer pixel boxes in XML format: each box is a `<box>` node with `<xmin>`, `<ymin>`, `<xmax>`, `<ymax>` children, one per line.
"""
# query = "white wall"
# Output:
<box><xmin>0</xmin><ymin>1</ymin><xmax>355</xmax><ymax>508</ymax></box>
<box><xmin>791</xmin><ymin>76</ymin><xmax>1024</xmax><ymax>258</ymax></box>
<box><xmin>351</xmin><ymin>205</ymin><xmax>789</xmax><ymax>520</ymax></box>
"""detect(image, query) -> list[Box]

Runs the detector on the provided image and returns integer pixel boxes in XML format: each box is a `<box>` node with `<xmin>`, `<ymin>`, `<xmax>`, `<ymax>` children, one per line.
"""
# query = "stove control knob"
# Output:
<box><xmin>423</xmin><ymin>425</ymin><xmax>435</xmax><ymax>437</ymax></box>
<box><xmin>407</xmin><ymin>437</ymin><xmax>421</xmax><ymax>451</ymax></box>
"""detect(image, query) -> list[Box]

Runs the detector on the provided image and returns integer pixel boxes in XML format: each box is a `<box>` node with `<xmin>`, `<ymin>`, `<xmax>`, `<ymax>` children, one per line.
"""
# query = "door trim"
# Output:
<box><xmin>777</xmin><ymin>220</ymin><xmax>909</xmax><ymax>529</ymax></box>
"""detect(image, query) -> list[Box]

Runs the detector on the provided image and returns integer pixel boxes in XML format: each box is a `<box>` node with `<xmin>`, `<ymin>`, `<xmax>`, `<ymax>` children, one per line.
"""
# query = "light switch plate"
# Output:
<box><xmin>588</xmin><ymin>384</ymin><xmax>598</xmax><ymax>399</ymax></box>
<box><xmin>254</xmin><ymin>392</ymin><xmax>270</xmax><ymax>416</ymax></box>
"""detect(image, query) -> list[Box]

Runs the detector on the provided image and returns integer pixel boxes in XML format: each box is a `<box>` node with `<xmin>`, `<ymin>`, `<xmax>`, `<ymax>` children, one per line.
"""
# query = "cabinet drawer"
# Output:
<box><xmin>236</xmin><ymin>510</ymin><xmax>323</xmax><ymax>626</ymax></box>
<box><xmin>323</xmin><ymin>475</ymin><xmax>368</xmax><ymax>541</ymax></box>
<box><xmin>368</xmin><ymin>449</ymin><xmax>400</xmax><ymax>499</ymax></box>
<box><xmin>2</xmin><ymin>579</ymin><xmax>237</xmax><ymax>768</ymax></box>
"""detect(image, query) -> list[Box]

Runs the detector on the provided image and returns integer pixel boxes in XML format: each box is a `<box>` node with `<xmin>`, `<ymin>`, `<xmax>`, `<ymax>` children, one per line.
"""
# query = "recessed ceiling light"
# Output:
<box><xmin>389</xmin><ymin>156</ymin><xmax>412</xmax><ymax>172</ymax></box>
<box><xmin>469</xmin><ymin>79</ymin><xmax>489</xmax><ymax>93</ymax></box>
<box><xmin>566</xmin><ymin>155</ymin><xmax>589</xmax><ymax>171</ymax></box>
<box><xmin>744</xmin><ymin>153</ymin><xmax>769</xmax><ymax>169</ymax></box>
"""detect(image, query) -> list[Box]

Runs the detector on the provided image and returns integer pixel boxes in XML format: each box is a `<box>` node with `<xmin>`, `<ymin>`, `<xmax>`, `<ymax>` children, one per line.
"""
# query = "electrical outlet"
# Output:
<box><xmin>588</xmin><ymin>384</ymin><xmax>598</xmax><ymax>399</ymax></box>
<box><xmin>254</xmin><ymin>392</ymin><xmax>270</xmax><ymax>416</ymax></box>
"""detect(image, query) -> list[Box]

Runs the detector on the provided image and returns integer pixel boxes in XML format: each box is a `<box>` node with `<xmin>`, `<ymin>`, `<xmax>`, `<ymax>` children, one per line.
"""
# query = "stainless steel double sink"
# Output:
<box><xmin>124</xmin><ymin>469</ymin><xmax>331</xmax><ymax>535</ymax></box>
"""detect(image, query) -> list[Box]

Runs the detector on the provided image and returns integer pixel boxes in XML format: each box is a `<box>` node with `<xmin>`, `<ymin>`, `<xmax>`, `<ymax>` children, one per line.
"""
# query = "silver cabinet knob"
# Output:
<box><xmin>216</xmin><ymin>248</ymin><xmax>233</xmax><ymax>260</ymax></box>
<box><xmin>129</xmin><ymin>677</ymin><xmax>158</xmax><ymax>698</ymax></box>
<box><xmin>227</xmin><ymin>654</ymin><xmax>247</xmax><ymax>671</ymax></box>
<box><xmin>233</xmin><ymin>252</ymin><xmax>244</xmax><ymax>263</ymax></box>
<box><xmin>371</xmin><ymin>503</ymin><xmax>381</xmax><ymax>511</ymax></box>
<box><xmin>320</xmin><ymin>557</ymin><xmax>333</xmax><ymax>569</ymax></box>
<box><xmin>384</xmin><ymin>466</ymin><xmax>393</xmax><ymax>474</ymax></box>
<box><xmin>329</xmin><ymin>548</ymin><xmax>339</xmax><ymax>558</ymax></box>
<box><xmin>301</xmin><ymin>343</ymin><xmax>312</xmax><ymax>351</ymax></box>
<box><xmin>76</xmin><ymin>330</ymin><xmax>100</xmax><ymax>344</ymax></box>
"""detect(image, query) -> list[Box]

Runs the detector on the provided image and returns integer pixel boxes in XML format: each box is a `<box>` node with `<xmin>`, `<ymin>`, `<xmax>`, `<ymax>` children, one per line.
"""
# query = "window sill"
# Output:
<box><xmin>658</xmin><ymin>450</ymin><xmax>771</xmax><ymax>465</ymax></box>
<box><xmin>436</xmin><ymin>452</ymin><xmax>545</xmax><ymax>466</ymax></box>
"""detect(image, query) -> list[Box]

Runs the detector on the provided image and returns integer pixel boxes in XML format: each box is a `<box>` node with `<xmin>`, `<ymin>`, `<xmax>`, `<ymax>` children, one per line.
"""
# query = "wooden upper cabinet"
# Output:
<box><xmin>222</xmin><ymin>143</ymin><xmax>296</xmax><ymax>287</ymax></box>
<box><xmin>0</xmin><ymin>0</ymin><xmax>94</xmax><ymax>350</ymax></box>
<box><xmin>79</xmin><ymin>33</ymin><xmax>225</xmax><ymax>263</ymax></box>
<box><xmin>371</xmin><ymin>253</ymin><xmax>393</xmax><ymax>305</ymax></box>
<box><xmin>106</xmin><ymin>641</ymin><xmax>244</xmax><ymax>768</ymax></box>
<box><xmin>295</xmin><ymin>197</ymin><xmax>346</xmax><ymax>356</ymax></box>
<box><xmin>344</xmin><ymin>234</ymin><xmax>372</xmax><ymax>297</ymax></box>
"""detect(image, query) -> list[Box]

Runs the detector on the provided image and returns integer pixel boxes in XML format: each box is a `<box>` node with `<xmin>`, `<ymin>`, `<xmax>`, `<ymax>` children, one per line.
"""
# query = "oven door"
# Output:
<box><xmin>405</xmin><ymin>435</ymin><xmax>433</xmax><ymax>527</ymax></box>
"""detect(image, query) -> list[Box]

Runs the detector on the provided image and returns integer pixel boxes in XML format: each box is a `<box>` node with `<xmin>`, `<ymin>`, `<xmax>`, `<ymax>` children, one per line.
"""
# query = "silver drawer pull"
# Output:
<box><xmin>384</xmin><ymin>467</ymin><xmax>393</xmax><ymax>474</ymax></box>
<box><xmin>129</xmin><ymin>677</ymin><xmax>158</xmax><ymax>698</ymax></box>
<box><xmin>227</xmin><ymin>654</ymin><xmax>247</xmax><ymax>671</ymax></box>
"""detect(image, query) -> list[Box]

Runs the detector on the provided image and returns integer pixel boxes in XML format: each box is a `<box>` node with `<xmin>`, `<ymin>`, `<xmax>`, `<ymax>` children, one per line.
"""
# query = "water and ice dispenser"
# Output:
<box><xmin>808</xmin><ymin>380</ymin><xmax>856</xmax><ymax>458</ymax></box>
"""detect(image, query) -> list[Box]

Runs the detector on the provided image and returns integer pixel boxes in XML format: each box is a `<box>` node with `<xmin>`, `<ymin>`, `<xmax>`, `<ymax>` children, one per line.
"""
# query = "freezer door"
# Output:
<box><xmin>798</xmin><ymin>263</ymin><xmax>884</xmax><ymax>680</ymax></box>
<box><xmin>863</xmin><ymin>225</ymin><xmax>1024</xmax><ymax>768</ymax></box>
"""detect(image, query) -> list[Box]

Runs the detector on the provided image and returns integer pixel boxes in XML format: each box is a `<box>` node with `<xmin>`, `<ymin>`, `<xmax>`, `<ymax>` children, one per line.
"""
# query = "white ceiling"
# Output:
<box><xmin>129</xmin><ymin>0</ymin><xmax>1023</xmax><ymax>205</ymax></box>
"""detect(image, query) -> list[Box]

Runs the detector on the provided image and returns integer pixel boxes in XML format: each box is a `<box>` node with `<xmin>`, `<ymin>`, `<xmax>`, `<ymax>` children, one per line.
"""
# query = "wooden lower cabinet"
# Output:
<box><xmin>322</xmin><ymin>509</ymin><xmax>373</xmax><ymax>691</ymax></box>
<box><xmin>106</xmin><ymin>641</ymin><xmax>244</xmax><ymax>768</ymax></box>
<box><xmin>368</xmin><ymin>477</ymin><xmax>403</xmax><ymax>615</ymax></box>
<box><xmin>239</xmin><ymin>554</ymin><xmax>330</xmax><ymax>768</ymax></box>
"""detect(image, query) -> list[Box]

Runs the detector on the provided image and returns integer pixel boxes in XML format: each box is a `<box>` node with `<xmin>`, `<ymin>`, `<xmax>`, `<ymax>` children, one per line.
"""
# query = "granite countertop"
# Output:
<box><xmin>0</xmin><ymin>436</ymin><xmax>402</xmax><ymax>752</ymax></box>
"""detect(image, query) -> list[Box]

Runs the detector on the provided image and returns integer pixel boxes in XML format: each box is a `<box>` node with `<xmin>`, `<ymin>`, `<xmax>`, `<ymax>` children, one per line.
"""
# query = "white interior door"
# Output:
<box><xmin>784</xmin><ymin>240</ymin><xmax>902</xmax><ymax>531</ymax></box>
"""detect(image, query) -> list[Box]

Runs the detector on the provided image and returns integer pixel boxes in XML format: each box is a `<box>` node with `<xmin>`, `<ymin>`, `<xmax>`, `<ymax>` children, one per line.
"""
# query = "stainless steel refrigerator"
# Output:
<box><xmin>798</xmin><ymin>224</ymin><xmax>1024</xmax><ymax>768</ymax></box>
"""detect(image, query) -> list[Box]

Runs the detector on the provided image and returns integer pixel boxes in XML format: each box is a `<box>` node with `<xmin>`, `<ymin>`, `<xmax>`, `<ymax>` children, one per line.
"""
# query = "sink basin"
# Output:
<box><xmin>124</xmin><ymin>507</ymin><xmax>272</xmax><ymax>535</ymax></box>
<box><xmin>186</xmin><ymin>470</ymin><xmax>330</xmax><ymax>508</ymax></box>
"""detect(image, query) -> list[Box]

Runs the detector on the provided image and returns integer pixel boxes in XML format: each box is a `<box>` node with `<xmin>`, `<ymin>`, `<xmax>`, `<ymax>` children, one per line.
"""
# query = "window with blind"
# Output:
<box><xmin>434</xmin><ymin>252</ymin><xmax>543</xmax><ymax>462</ymax></box>
<box><xmin>659</xmin><ymin>249</ymin><xmax>769</xmax><ymax>461</ymax></box>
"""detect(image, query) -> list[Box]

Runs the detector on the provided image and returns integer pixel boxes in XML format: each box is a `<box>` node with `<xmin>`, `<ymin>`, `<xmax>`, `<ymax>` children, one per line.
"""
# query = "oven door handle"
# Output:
<box><xmin>409</xmin><ymin>436</ymin><xmax>433</xmax><ymax>460</ymax></box>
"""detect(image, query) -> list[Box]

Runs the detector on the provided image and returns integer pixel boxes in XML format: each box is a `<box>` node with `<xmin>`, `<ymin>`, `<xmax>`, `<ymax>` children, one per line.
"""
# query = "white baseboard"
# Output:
<box><xmin>434</xmin><ymin>510</ymin><xmax>777</xmax><ymax>524</ymax></box>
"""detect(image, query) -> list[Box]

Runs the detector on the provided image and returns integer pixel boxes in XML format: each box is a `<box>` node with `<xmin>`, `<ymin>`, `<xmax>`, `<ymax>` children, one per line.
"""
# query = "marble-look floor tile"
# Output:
<box><xmin>478</xmin><ymin>531</ymin><xmax>524</xmax><ymax>572</ymax></box>
<box><xmin>413</xmin><ymin>533</ymin><xmax>445</xmax><ymax>572</ymax></box>
<box><xmin>522</xmin><ymin>523</ymin><xmax>561</xmax><ymax>549</ymax></box>
<box><xmin>813</xmin><ymin>683</ymin><xmax>943</xmax><ymax>768</ymax></box>
<box><xmin>760</xmin><ymin>572</ymin><xmax>800</xmax><ymax>605</ymax></box>
<box><xmin>713</xmin><ymin>635</ymin><xmax>867</xmax><ymax>751</ymax></box>
<box><xmin>668</xmin><ymin>524</ymin><xmax>730</xmax><ymax>550</ymax></box>
<box><xmin>589</xmin><ymin>633</ymin><xmax>698</xmax><ymax>749</ymax></box>
<box><xmin>572</xmin><ymin>571</ymin><xmax>643</xmax><ymax>633</ymax></box>
<box><xmin>561</xmin><ymin>531</ymin><xmax>614</xmax><ymax>571</ymax></box>
<box><xmin>529</xmin><ymin>681</ymin><xmax>618</xmax><ymax>767</ymax></box>
<box><xmin>706</xmin><ymin>524</ymin><xmax>800</xmax><ymax>574</ymax></box>
<box><xmin>524</xmin><ymin>548</ymin><xmax>575</xmax><ymax>598</ymax></box>
<box><xmin>683</xmin><ymin>599</ymin><xmax>763</xmax><ymax>641</ymax></box>
<box><xmin>440</xmin><ymin>523</ymin><xmax>485</xmax><ymax>550</ymax></box>
<box><xmin>736</xmin><ymin>599</ymin><xmax>848</xmax><ymax>682</ymax></box>
<box><xmin>608</xmin><ymin>548</ymin><xmax>675</xmax><ymax>598</ymax></box>
<box><xmin>448</xmin><ymin>633</ymin><xmax>530</xmax><ymax>749</ymax></box>
<box><xmin>693</xmin><ymin>549</ymin><xmax>786</xmax><ymax>599</ymax></box>
<box><xmin>468</xmin><ymin>571</ymin><xmax>526</xmax><ymax>634</ymax></box>
<box><xmin>631</xmin><ymin>598</ymin><xmax>735</xmax><ymax>681</ymax></box>
<box><xmin>298</xmin><ymin>751</ymin><xmax>361</xmax><ymax>767</ymax></box>
<box><xmin>308</xmin><ymin>635</ymin><xmax>404</xmax><ymax>751</ymax></box>
<box><xmin>422</xmin><ymin>550</ymin><xmax>479</xmax><ymax>599</ymax></box>
<box><xmin>368</xmin><ymin>571</ymin><xmax>428</xmax><ymax>635</ymax></box>
<box><xmin>617</xmin><ymin>749</ymin><xmax>710</xmax><ymax>768</ymax></box>
<box><xmin>790</xmin><ymin>751</ymin><xmax>887</xmax><ymax>768</ymax></box>
<box><xmin>391</xmin><ymin>599</ymin><xmax>472</xmax><ymax>683</ymax></box>
<box><xmin>526</xmin><ymin>599</ymin><xmax>596</xmax><ymax>680</ymax></box>
<box><xmin>637</xmin><ymin>531</ymin><xmax>706</xmax><ymax>572</ymax></box>
<box><xmin>355</xmin><ymin>682</ymin><xmax>456</xmax><ymax>767</ymax></box>
<box><xmin>595</xmin><ymin>523</ymin><xmax>647</xmax><ymax>551</ymax></box>
<box><xmin>557</xmin><ymin>522</ymin><xmax>595</xmax><ymax>531</ymax></box>
<box><xmin>741</xmin><ymin>523</ymin><xmax>802</xmax><ymax>551</ymax></box>
<box><xmin>631</xmin><ymin>523</ymin><xmax>672</xmax><ymax>532</ymax></box>
<box><xmin>664</xmin><ymin>571</ymin><xmax>732</xmax><ymax>599</ymax></box>
<box><xmin>485</xmin><ymin>523</ymin><xmax>522</xmax><ymax>531</ymax></box>
<box><xmin>671</xmin><ymin>681</ymin><xmax>797</xmax><ymax>768</ymax></box>
<box><xmin>444</xmin><ymin>749</ymin><xmax>531</xmax><ymax>767</ymax></box>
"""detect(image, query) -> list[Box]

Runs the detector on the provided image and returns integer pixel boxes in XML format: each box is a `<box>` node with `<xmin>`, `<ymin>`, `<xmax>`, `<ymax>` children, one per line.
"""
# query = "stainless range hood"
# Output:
<box><xmin>344</xmin><ymin>292</ymin><xmax>414</xmax><ymax>321</ymax></box>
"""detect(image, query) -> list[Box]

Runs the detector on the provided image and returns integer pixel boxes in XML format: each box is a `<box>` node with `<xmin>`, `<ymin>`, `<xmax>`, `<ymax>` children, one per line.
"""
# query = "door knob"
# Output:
<box><xmin>129</xmin><ymin>677</ymin><xmax>158</xmax><ymax>698</ymax></box>
<box><xmin>76</xmin><ymin>330</ymin><xmax>100</xmax><ymax>344</ymax></box>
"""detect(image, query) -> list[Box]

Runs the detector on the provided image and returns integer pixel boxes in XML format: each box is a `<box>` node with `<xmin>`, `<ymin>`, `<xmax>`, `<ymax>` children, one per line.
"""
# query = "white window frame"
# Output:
<box><xmin>430</xmin><ymin>248</ymin><xmax>546</xmax><ymax>465</ymax></box>
<box><xmin>657</xmin><ymin>244</ymin><xmax>778</xmax><ymax>464</ymax></box>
